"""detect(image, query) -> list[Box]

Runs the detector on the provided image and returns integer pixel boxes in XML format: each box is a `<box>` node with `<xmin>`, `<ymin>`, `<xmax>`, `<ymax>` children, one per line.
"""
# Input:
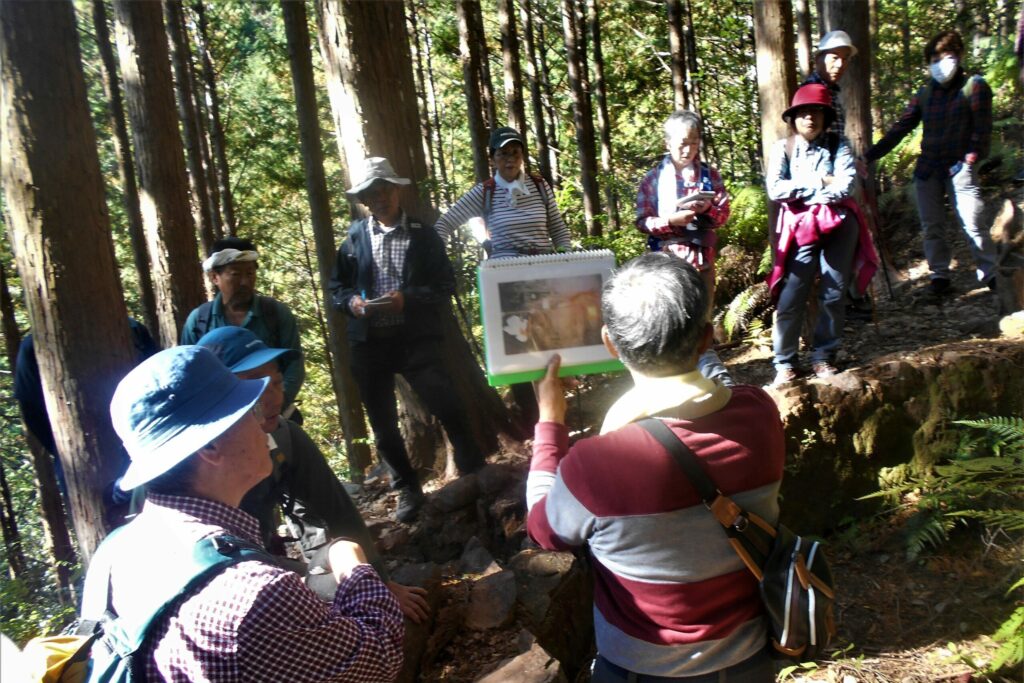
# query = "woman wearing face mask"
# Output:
<box><xmin>765</xmin><ymin>84</ymin><xmax>878</xmax><ymax>388</ymax></box>
<box><xmin>863</xmin><ymin>30</ymin><xmax>996</xmax><ymax>297</ymax></box>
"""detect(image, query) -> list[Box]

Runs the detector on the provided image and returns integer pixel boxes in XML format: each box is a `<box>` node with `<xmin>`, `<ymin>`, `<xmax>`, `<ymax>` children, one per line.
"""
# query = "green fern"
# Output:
<box><xmin>718</xmin><ymin>281</ymin><xmax>770</xmax><ymax>342</ymax></box>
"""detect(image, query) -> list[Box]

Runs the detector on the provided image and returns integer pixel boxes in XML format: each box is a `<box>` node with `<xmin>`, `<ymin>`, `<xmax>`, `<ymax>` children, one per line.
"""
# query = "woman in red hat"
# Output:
<box><xmin>765</xmin><ymin>84</ymin><xmax>877</xmax><ymax>387</ymax></box>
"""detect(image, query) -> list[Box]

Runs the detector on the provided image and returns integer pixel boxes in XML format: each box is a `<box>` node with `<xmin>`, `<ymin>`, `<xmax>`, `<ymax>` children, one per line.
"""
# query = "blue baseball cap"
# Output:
<box><xmin>111</xmin><ymin>346</ymin><xmax>268</xmax><ymax>490</ymax></box>
<box><xmin>195</xmin><ymin>326</ymin><xmax>293</xmax><ymax>373</ymax></box>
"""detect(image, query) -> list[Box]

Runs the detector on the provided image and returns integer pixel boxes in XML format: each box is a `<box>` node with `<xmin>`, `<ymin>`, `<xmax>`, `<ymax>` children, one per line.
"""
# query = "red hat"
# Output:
<box><xmin>782</xmin><ymin>83</ymin><xmax>836</xmax><ymax>123</ymax></box>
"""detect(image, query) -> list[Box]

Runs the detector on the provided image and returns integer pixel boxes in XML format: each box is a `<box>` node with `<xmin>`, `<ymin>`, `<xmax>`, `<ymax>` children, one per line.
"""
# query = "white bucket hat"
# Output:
<box><xmin>816</xmin><ymin>30</ymin><xmax>858</xmax><ymax>57</ymax></box>
<box><xmin>346</xmin><ymin>157</ymin><xmax>411</xmax><ymax>196</ymax></box>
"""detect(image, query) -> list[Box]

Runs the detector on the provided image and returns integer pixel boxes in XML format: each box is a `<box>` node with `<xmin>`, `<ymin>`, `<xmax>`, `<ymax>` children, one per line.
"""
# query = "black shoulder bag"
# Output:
<box><xmin>637</xmin><ymin>417</ymin><xmax>837</xmax><ymax>661</ymax></box>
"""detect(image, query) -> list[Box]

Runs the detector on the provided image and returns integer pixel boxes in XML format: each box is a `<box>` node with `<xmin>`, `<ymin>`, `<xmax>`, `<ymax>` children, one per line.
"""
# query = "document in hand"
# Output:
<box><xmin>676</xmin><ymin>190</ymin><xmax>715</xmax><ymax>208</ymax></box>
<box><xmin>477</xmin><ymin>249</ymin><xmax>624</xmax><ymax>385</ymax></box>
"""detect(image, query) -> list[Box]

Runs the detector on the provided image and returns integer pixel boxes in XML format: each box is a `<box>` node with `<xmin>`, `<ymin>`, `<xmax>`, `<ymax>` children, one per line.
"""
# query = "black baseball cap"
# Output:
<box><xmin>488</xmin><ymin>127</ymin><xmax>524</xmax><ymax>156</ymax></box>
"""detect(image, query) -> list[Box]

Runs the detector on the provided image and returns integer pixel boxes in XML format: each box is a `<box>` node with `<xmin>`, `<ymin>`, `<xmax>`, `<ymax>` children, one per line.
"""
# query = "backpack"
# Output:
<box><xmin>191</xmin><ymin>297</ymin><xmax>280</xmax><ymax>345</ymax></box>
<box><xmin>24</xmin><ymin>531</ymin><xmax>273</xmax><ymax>682</ymax></box>
<box><xmin>917</xmin><ymin>73</ymin><xmax>980</xmax><ymax>111</ymax></box>
<box><xmin>638</xmin><ymin>418</ymin><xmax>837</xmax><ymax>662</ymax></box>
<box><xmin>481</xmin><ymin>172</ymin><xmax>549</xmax><ymax>220</ymax></box>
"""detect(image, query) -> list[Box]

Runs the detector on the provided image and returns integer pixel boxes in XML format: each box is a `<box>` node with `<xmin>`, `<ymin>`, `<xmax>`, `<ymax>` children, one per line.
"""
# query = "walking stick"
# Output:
<box><xmin>860</xmin><ymin>173</ymin><xmax>897</xmax><ymax>300</ymax></box>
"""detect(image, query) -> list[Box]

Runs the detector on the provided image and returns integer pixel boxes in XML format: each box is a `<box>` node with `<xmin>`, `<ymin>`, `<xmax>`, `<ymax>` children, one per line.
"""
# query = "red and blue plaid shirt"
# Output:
<box><xmin>866</xmin><ymin>70</ymin><xmax>992</xmax><ymax>179</ymax></box>
<box><xmin>94</xmin><ymin>494</ymin><xmax>404</xmax><ymax>682</ymax></box>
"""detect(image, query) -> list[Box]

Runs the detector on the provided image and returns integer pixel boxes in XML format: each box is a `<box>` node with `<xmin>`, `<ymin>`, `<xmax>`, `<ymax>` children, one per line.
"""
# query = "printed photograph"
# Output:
<box><xmin>497</xmin><ymin>274</ymin><xmax>604</xmax><ymax>355</ymax></box>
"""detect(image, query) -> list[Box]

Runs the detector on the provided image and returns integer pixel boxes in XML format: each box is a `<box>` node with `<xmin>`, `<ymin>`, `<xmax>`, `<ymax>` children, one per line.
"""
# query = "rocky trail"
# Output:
<box><xmin>344</xmin><ymin>192</ymin><xmax>1022</xmax><ymax>681</ymax></box>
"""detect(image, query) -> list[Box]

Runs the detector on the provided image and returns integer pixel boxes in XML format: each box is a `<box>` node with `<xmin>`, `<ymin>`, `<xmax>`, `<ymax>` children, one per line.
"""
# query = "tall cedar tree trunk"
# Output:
<box><xmin>280</xmin><ymin>0</ymin><xmax>372</xmax><ymax>477</ymax></box>
<box><xmin>521</xmin><ymin>0</ymin><xmax>552</xmax><ymax>184</ymax></box>
<box><xmin>666</xmin><ymin>0</ymin><xmax>690</xmax><ymax>109</ymax></box>
<box><xmin>753</xmin><ymin>0</ymin><xmax>797</xmax><ymax>240</ymax></box>
<box><xmin>682</xmin><ymin>0</ymin><xmax>701</xmax><ymax>110</ymax></box>
<box><xmin>419</xmin><ymin>1</ymin><xmax>452</xmax><ymax>204</ymax></box>
<box><xmin>113</xmin><ymin>0</ymin><xmax>205</xmax><ymax>348</ymax></box>
<box><xmin>536</xmin><ymin>16</ymin><xmax>561</xmax><ymax>187</ymax></box>
<box><xmin>91</xmin><ymin>0</ymin><xmax>159</xmax><ymax>342</ymax></box>
<box><xmin>794</xmin><ymin>0</ymin><xmax>814</xmax><ymax>79</ymax></box>
<box><xmin>588</xmin><ymin>0</ymin><xmax>619</xmax><ymax>230</ymax></box>
<box><xmin>0</xmin><ymin>260</ymin><xmax>28</xmax><ymax>580</ymax></box>
<box><xmin>164</xmin><ymin>1</ymin><xmax>215</xmax><ymax>257</ymax></box>
<box><xmin>315</xmin><ymin>0</ymin><xmax>514</xmax><ymax>476</ymax></box>
<box><xmin>457</xmin><ymin>0</ymin><xmax>491</xmax><ymax>183</ymax></box>
<box><xmin>407</xmin><ymin>0</ymin><xmax>438</xmax><ymax>203</ymax></box>
<box><xmin>1</xmin><ymin>0</ymin><xmax>138</xmax><ymax>561</ymax></box>
<box><xmin>868</xmin><ymin>0</ymin><xmax>883</xmax><ymax>132</ymax></box>
<box><xmin>473</xmin><ymin>7</ymin><xmax>498</xmax><ymax>130</ymax></box>
<box><xmin>498</xmin><ymin>0</ymin><xmax>528</xmax><ymax>136</ymax></box>
<box><xmin>821</xmin><ymin>0</ymin><xmax>871</xmax><ymax>158</ymax></box>
<box><xmin>0</xmin><ymin>259</ymin><xmax>76</xmax><ymax>597</ymax></box>
<box><xmin>193</xmin><ymin>0</ymin><xmax>236</xmax><ymax>235</ymax></box>
<box><xmin>188</xmin><ymin>40</ymin><xmax>224</xmax><ymax>241</ymax></box>
<box><xmin>561</xmin><ymin>0</ymin><xmax>602</xmax><ymax>235</ymax></box>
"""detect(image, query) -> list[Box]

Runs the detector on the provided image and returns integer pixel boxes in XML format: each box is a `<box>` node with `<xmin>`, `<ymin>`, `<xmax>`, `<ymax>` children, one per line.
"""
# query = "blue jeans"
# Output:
<box><xmin>914</xmin><ymin>164</ymin><xmax>995</xmax><ymax>283</ymax></box>
<box><xmin>772</xmin><ymin>214</ymin><xmax>859</xmax><ymax>369</ymax></box>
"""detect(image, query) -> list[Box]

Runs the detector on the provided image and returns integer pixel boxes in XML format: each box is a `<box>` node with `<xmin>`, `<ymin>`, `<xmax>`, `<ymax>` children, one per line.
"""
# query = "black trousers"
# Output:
<box><xmin>350</xmin><ymin>334</ymin><xmax>483</xmax><ymax>491</ymax></box>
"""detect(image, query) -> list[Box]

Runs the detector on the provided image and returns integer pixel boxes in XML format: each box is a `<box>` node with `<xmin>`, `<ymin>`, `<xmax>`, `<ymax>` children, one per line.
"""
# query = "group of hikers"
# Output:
<box><xmin>11</xmin><ymin>25</ymin><xmax>996</xmax><ymax>683</ymax></box>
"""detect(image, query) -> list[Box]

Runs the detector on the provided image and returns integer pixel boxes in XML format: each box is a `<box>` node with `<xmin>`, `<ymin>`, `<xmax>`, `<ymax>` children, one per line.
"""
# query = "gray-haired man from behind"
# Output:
<box><xmin>80</xmin><ymin>346</ymin><xmax>403</xmax><ymax>681</ymax></box>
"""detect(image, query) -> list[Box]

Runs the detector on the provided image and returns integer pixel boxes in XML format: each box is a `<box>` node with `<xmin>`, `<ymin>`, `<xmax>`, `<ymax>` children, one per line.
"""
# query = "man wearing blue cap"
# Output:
<box><xmin>81</xmin><ymin>346</ymin><xmax>403</xmax><ymax>681</ymax></box>
<box><xmin>197</xmin><ymin>326</ymin><xmax>428</xmax><ymax>623</ymax></box>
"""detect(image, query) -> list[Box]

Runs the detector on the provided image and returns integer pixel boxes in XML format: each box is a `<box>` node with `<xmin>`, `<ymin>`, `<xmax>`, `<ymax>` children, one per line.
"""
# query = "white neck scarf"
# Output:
<box><xmin>601</xmin><ymin>369</ymin><xmax>732</xmax><ymax>435</ymax></box>
<box><xmin>656</xmin><ymin>157</ymin><xmax>696</xmax><ymax>217</ymax></box>
<box><xmin>494</xmin><ymin>170</ymin><xmax>530</xmax><ymax>209</ymax></box>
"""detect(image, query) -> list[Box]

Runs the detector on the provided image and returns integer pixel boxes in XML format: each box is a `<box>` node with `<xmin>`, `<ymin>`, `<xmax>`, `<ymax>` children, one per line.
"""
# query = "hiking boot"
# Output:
<box><xmin>769</xmin><ymin>367</ymin><xmax>798</xmax><ymax>387</ymax></box>
<box><xmin>394</xmin><ymin>487</ymin><xmax>424</xmax><ymax>523</ymax></box>
<box><xmin>812</xmin><ymin>361</ymin><xmax>839</xmax><ymax>378</ymax></box>
<box><xmin>927</xmin><ymin>277</ymin><xmax>952</xmax><ymax>296</ymax></box>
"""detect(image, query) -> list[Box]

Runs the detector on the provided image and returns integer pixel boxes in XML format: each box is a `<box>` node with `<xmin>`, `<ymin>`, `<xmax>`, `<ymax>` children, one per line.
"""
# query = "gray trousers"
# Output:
<box><xmin>914</xmin><ymin>164</ymin><xmax>995</xmax><ymax>283</ymax></box>
<box><xmin>772</xmin><ymin>213</ymin><xmax>859</xmax><ymax>369</ymax></box>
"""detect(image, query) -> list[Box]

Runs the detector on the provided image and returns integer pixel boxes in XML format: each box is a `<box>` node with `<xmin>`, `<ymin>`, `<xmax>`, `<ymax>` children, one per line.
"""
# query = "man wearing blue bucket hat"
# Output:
<box><xmin>81</xmin><ymin>346</ymin><xmax>403</xmax><ymax>681</ymax></box>
<box><xmin>197</xmin><ymin>326</ymin><xmax>429</xmax><ymax>623</ymax></box>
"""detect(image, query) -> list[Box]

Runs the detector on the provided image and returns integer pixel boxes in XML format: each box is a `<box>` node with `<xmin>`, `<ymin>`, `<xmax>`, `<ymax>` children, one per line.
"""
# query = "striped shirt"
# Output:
<box><xmin>527</xmin><ymin>379</ymin><xmax>785</xmax><ymax>677</ymax></box>
<box><xmin>368</xmin><ymin>215</ymin><xmax>410</xmax><ymax>328</ymax></box>
<box><xmin>83</xmin><ymin>494</ymin><xmax>404</xmax><ymax>682</ymax></box>
<box><xmin>434</xmin><ymin>175</ymin><xmax>571</xmax><ymax>260</ymax></box>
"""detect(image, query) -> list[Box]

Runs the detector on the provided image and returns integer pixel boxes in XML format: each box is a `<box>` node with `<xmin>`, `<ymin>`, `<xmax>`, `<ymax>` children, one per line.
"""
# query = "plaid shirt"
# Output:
<box><xmin>866</xmin><ymin>70</ymin><xmax>992</xmax><ymax>179</ymax></box>
<box><xmin>96</xmin><ymin>494</ymin><xmax>403</xmax><ymax>682</ymax></box>
<box><xmin>367</xmin><ymin>215</ymin><xmax>410</xmax><ymax>328</ymax></box>
<box><xmin>803</xmin><ymin>71</ymin><xmax>845</xmax><ymax>139</ymax></box>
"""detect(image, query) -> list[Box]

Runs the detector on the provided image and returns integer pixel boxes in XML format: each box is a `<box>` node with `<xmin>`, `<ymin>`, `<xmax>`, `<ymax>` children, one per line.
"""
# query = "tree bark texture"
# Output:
<box><xmin>498</xmin><ymin>0</ymin><xmax>528</xmax><ymax>136</ymax></box>
<box><xmin>560</xmin><ymin>0</ymin><xmax>601</xmax><ymax>235</ymax></box>
<box><xmin>868</xmin><ymin>0</ymin><xmax>883</xmax><ymax>132</ymax></box>
<box><xmin>752</xmin><ymin>0</ymin><xmax>797</xmax><ymax>169</ymax></box>
<box><xmin>821</xmin><ymin>0</ymin><xmax>871</xmax><ymax>157</ymax></box>
<box><xmin>280</xmin><ymin>0</ymin><xmax>372</xmax><ymax>477</ymax></box>
<box><xmin>520</xmin><ymin>0</ymin><xmax>552</xmax><ymax>184</ymax></box>
<box><xmin>456</xmin><ymin>0</ymin><xmax>491</xmax><ymax>183</ymax></box>
<box><xmin>794</xmin><ymin>0</ymin><xmax>814</xmax><ymax>79</ymax></box>
<box><xmin>682</xmin><ymin>0</ymin><xmax>700</xmax><ymax>110</ymax></box>
<box><xmin>113</xmin><ymin>0</ymin><xmax>205</xmax><ymax>348</ymax></box>
<box><xmin>407</xmin><ymin>0</ymin><xmax>438</xmax><ymax>202</ymax></box>
<box><xmin>91</xmin><ymin>0</ymin><xmax>159</xmax><ymax>342</ymax></box>
<box><xmin>473</xmin><ymin>5</ymin><xmax>498</xmax><ymax>130</ymax></box>
<box><xmin>315</xmin><ymin>0</ymin><xmax>433</xmax><ymax>220</ymax></box>
<box><xmin>588</xmin><ymin>0</ymin><xmax>619</xmax><ymax>231</ymax></box>
<box><xmin>1</xmin><ymin>258</ymin><xmax>76</xmax><ymax>598</ymax></box>
<box><xmin>193</xmin><ymin>0</ymin><xmax>236</xmax><ymax>235</ymax></box>
<box><xmin>535</xmin><ymin>17</ymin><xmax>561</xmax><ymax>187</ymax></box>
<box><xmin>666</xmin><ymin>0</ymin><xmax>690</xmax><ymax>109</ymax></box>
<box><xmin>419</xmin><ymin>1</ymin><xmax>452</xmax><ymax>204</ymax></box>
<box><xmin>164</xmin><ymin>0</ymin><xmax>215</xmax><ymax>258</ymax></box>
<box><xmin>1</xmin><ymin>0</ymin><xmax>139</xmax><ymax>561</ymax></box>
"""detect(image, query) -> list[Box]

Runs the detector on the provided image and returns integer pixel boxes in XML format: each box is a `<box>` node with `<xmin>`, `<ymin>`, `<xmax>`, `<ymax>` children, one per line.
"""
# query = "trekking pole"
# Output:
<box><xmin>860</xmin><ymin>174</ymin><xmax>896</xmax><ymax>300</ymax></box>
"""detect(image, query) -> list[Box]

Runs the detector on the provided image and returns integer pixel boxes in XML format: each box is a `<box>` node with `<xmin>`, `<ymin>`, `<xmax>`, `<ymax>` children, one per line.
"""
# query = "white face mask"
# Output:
<box><xmin>929</xmin><ymin>55</ymin><xmax>958</xmax><ymax>84</ymax></box>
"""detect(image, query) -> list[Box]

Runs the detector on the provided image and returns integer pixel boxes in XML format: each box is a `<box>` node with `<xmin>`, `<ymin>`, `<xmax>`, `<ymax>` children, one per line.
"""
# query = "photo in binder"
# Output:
<box><xmin>477</xmin><ymin>249</ymin><xmax>624</xmax><ymax>385</ymax></box>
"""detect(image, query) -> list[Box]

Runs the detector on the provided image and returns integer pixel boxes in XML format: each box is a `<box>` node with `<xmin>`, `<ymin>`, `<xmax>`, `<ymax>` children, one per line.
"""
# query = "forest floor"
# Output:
<box><xmin>363</xmin><ymin>188</ymin><xmax>1023</xmax><ymax>681</ymax></box>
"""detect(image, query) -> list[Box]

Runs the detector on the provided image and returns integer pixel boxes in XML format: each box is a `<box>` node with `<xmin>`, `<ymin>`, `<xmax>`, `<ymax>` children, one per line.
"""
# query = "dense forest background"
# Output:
<box><xmin>0</xmin><ymin>0</ymin><xmax>1020</xmax><ymax>646</ymax></box>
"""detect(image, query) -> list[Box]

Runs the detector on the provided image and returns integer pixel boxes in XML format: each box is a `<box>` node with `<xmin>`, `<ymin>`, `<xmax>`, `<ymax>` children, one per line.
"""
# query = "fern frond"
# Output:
<box><xmin>954</xmin><ymin>417</ymin><xmax>1024</xmax><ymax>445</ymax></box>
<box><xmin>988</xmin><ymin>605</ymin><xmax>1024</xmax><ymax>673</ymax></box>
<box><xmin>905</xmin><ymin>515</ymin><xmax>953</xmax><ymax>560</ymax></box>
<box><xmin>948</xmin><ymin>509</ymin><xmax>1024</xmax><ymax>532</ymax></box>
<box><xmin>720</xmin><ymin>282</ymin><xmax>770</xmax><ymax>341</ymax></box>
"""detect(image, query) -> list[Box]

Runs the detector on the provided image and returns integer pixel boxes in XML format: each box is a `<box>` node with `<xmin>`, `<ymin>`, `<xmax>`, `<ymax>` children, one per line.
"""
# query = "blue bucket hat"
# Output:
<box><xmin>111</xmin><ymin>346</ymin><xmax>268</xmax><ymax>490</ymax></box>
<box><xmin>195</xmin><ymin>326</ymin><xmax>293</xmax><ymax>373</ymax></box>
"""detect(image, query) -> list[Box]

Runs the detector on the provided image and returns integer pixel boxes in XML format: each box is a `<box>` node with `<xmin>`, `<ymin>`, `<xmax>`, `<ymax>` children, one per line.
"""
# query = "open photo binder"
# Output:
<box><xmin>477</xmin><ymin>249</ymin><xmax>624</xmax><ymax>386</ymax></box>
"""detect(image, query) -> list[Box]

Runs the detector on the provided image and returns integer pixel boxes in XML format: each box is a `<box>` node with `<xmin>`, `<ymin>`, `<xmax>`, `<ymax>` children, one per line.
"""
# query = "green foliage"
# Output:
<box><xmin>865</xmin><ymin>416</ymin><xmax>1024</xmax><ymax>674</ymax></box>
<box><xmin>716</xmin><ymin>185</ymin><xmax>768</xmax><ymax>251</ymax></box>
<box><xmin>716</xmin><ymin>281</ymin><xmax>770</xmax><ymax>343</ymax></box>
<box><xmin>579</xmin><ymin>229</ymin><xmax>648</xmax><ymax>265</ymax></box>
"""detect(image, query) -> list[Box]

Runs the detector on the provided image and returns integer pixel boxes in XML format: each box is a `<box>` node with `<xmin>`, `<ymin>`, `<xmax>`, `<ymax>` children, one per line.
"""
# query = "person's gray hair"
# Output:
<box><xmin>601</xmin><ymin>253</ymin><xmax>708</xmax><ymax>376</ymax></box>
<box><xmin>663</xmin><ymin>110</ymin><xmax>703</xmax><ymax>143</ymax></box>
